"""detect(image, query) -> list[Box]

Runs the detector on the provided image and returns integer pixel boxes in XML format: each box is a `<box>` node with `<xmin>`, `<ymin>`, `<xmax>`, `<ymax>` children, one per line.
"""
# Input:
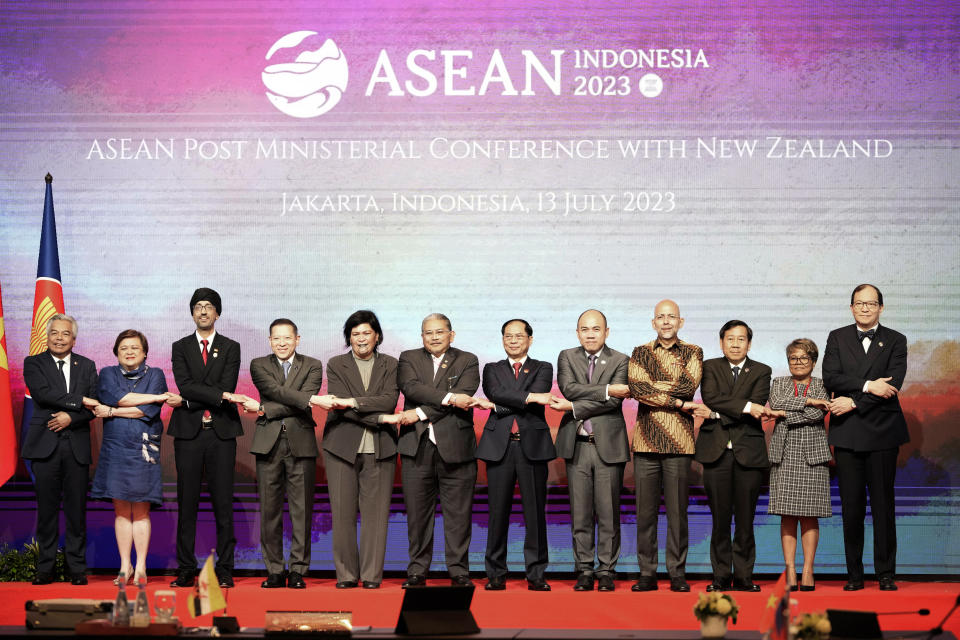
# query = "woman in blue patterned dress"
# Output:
<box><xmin>766</xmin><ymin>338</ymin><xmax>832</xmax><ymax>592</ymax></box>
<box><xmin>91</xmin><ymin>329</ymin><xmax>179</xmax><ymax>584</ymax></box>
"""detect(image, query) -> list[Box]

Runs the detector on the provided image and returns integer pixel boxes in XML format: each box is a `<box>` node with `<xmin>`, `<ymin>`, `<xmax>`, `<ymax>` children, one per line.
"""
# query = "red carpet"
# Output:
<box><xmin>4</xmin><ymin>577</ymin><xmax>958</xmax><ymax>634</ymax></box>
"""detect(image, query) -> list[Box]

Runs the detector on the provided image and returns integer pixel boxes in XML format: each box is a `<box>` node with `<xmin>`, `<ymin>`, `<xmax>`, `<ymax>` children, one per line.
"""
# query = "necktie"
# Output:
<box><xmin>583</xmin><ymin>355</ymin><xmax>597</xmax><ymax>434</ymax></box>
<box><xmin>201</xmin><ymin>340</ymin><xmax>211</xmax><ymax>420</ymax></box>
<box><xmin>858</xmin><ymin>329</ymin><xmax>876</xmax><ymax>342</ymax></box>
<box><xmin>732</xmin><ymin>365</ymin><xmax>740</xmax><ymax>383</ymax></box>
<box><xmin>511</xmin><ymin>362</ymin><xmax>522</xmax><ymax>434</ymax></box>
<box><xmin>57</xmin><ymin>360</ymin><xmax>67</xmax><ymax>390</ymax></box>
<box><xmin>282</xmin><ymin>360</ymin><xmax>291</xmax><ymax>380</ymax></box>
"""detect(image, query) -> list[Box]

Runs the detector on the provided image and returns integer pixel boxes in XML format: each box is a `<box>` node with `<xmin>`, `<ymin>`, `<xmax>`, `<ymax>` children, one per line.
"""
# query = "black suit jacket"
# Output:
<box><xmin>695</xmin><ymin>356</ymin><xmax>771</xmax><ymax>468</ymax></box>
<box><xmin>397</xmin><ymin>347</ymin><xmax>480</xmax><ymax>463</ymax></box>
<box><xmin>822</xmin><ymin>323</ymin><xmax>909</xmax><ymax>451</ymax></box>
<box><xmin>322</xmin><ymin>352</ymin><xmax>400</xmax><ymax>463</ymax></box>
<box><xmin>249</xmin><ymin>352</ymin><xmax>323</xmax><ymax>457</ymax></box>
<box><xmin>477</xmin><ymin>357</ymin><xmax>557</xmax><ymax>463</ymax></box>
<box><xmin>21</xmin><ymin>350</ymin><xmax>98</xmax><ymax>464</ymax></box>
<box><xmin>168</xmin><ymin>333</ymin><xmax>242</xmax><ymax>439</ymax></box>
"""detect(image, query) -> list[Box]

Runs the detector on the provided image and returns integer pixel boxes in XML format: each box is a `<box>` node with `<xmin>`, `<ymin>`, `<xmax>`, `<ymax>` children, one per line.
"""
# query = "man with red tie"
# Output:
<box><xmin>475</xmin><ymin>319</ymin><xmax>556</xmax><ymax>591</ymax></box>
<box><xmin>167</xmin><ymin>288</ymin><xmax>244</xmax><ymax>589</ymax></box>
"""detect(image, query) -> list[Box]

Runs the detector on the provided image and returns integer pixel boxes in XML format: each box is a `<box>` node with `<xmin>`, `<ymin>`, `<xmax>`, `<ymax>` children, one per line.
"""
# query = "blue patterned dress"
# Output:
<box><xmin>90</xmin><ymin>365</ymin><xmax>167</xmax><ymax>506</ymax></box>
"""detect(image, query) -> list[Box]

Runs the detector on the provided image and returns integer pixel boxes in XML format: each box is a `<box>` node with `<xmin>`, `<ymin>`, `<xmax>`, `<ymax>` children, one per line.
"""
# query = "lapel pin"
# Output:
<box><xmin>878</xmin><ymin>342</ymin><xmax>884</xmax><ymax>348</ymax></box>
<box><xmin>600</xmin><ymin>360</ymin><xmax>606</xmax><ymax>365</ymax></box>
<box><xmin>744</xmin><ymin>367</ymin><xmax>750</xmax><ymax>374</ymax></box>
<box><xmin>523</xmin><ymin>368</ymin><xmax>529</xmax><ymax>374</ymax></box>
<box><xmin>441</xmin><ymin>362</ymin><xmax>448</xmax><ymax>369</ymax></box>
<box><xmin>213</xmin><ymin>349</ymin><xmax>219</xmax><ymax>358</ymax></box>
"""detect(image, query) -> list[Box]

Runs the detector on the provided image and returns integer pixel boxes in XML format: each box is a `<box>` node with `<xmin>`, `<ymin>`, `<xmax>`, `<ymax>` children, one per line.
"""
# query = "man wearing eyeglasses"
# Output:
<box><xmin>167</xmin><ymin>288</ymin><xmax>244</xmax><ymax>589</ymax></box>
<box><xmin>396</xmin><ymin>313</ymin><xmax>481</xmax><ymax>587</ymax></box>
<box><xmin>822</xmin><ymin>284</ymin><xmax>908</xmax><ymax>592</ymax></box>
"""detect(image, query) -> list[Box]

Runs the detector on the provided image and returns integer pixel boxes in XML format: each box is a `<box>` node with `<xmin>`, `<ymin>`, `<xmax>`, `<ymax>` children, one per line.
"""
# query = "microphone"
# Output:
<box><xmin>925</xmin><ymin>593</ymin><xmax>960</xmax><ymax>640</ymax></box>
<box><xmin>876</xmin><ymin>609</ymin><xmax>930</xmax><ymax>616</ymax></box>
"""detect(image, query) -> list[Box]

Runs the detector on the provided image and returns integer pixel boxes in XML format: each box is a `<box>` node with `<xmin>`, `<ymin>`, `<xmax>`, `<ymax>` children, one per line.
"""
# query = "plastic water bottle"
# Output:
<box><xmin>113</xmin><ymin>573</ymin><xmax>130</xmax><ymax>626</ymax></box>
<box><xmin>132</xmin><ymin>578</ymin><xmax>150</xmax><ymax>627</ymax></box>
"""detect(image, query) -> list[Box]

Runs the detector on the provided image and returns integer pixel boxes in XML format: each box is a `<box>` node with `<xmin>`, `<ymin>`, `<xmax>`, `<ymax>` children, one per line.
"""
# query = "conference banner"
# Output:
<box><xmin>1</xmin><ymin>1</ymin><xmax>957</xmax><ymax>574</ymax></box>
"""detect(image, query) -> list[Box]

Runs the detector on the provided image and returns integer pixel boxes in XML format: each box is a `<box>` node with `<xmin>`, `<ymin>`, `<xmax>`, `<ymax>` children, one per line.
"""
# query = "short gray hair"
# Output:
<box><xmin>46</xmin><ymin>313</ymin><xmax>78</xmax><ymax>337</ymax></box>
<box><xmin>421</xmin><ymin>313</ymin><xmax>452</xmax><ymax>332</ymax></box>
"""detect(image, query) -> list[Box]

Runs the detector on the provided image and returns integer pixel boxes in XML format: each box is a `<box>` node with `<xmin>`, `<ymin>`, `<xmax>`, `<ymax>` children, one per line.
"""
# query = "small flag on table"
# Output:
<box><xmin>189</xmin><ymin>554</ymin><xmax>226</xmax><ymax>618</ymax></box>
<box><xmin>760</xmin><ymin>571</ymin><xmax>791</xmax><ymax>640</ymax></box>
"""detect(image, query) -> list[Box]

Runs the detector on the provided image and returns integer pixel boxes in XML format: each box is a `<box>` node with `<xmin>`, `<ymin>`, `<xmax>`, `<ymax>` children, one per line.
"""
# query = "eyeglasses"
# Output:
<box><xmin>788</xmin><ymin>356</ymin><xmax>812</xmax><ymax>364</ymax></box>
<box><xmin>193</xmin><ymin>303</ymin><xmax>216</xmax><ymax>313</ymax></box>
<box><xmin>852</xmin><ymin>301</ymin><xmax>880</xmax><ymax>310</ymax></box>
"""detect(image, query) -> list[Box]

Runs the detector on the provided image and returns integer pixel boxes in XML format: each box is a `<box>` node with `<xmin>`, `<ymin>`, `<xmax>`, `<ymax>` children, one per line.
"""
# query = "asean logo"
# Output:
<box><xmin>262</xmin><ymin>31</ymin><xmax>348</xmax><ymax>118</ymax></box>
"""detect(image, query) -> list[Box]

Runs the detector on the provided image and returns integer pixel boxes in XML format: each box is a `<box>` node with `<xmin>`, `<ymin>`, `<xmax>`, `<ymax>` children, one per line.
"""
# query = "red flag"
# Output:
<box><xmin>0</xmin><ymin>283</ymin><xmax>17</xmax><ymax>486</ymax></box>
<box><xmin>760</xmin><ymin>571</ymin><xmax>790</xmax><ymax>640</ymax></box>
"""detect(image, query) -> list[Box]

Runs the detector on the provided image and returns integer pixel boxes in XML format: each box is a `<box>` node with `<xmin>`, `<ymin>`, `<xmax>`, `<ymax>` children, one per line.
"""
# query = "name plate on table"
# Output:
<box><xmin>265</xmin><ymin>611</ymin><xmax>352</xmax><ymax>636</ymax></box>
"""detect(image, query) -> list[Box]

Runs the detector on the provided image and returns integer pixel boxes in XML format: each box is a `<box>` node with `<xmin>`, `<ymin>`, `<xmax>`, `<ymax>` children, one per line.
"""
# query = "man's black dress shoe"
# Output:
<box><xmin>32</xmin><ymin>573</ymin><xmax>54</xmax><ymax>585</ymax></box>
<box><xmin>485</xmin><ymin>577</ymin><xmax>506</xmax><ymax>591</ymax></box>
<box><xmin>597</xmin><ymin>575</ymin><xmax>615</xmax><ymax>591</ymax></box>
<box><xmin>169</xmin><ymin>572</ymin><xmax>195</xmax><ymax>588</ymax></box>
<box><xmin>878</xmin><ymin>576</ymin><xmax>898</xmax><ymax>591</ymax></box>
<box><xmin>574</xmin><ymin>573</ymin><xmax>594</xmax><ymax>591</ymax></box>
<box><xmin>631</xmin><ymin>575</ymin><xmax>658</xmax><ymax>592</ymax></box>
<box><xmin>287</xmin><ymin>572</ymin><xmax>306</xmax><ymax>589</ymax></box>
<box><xmin>527</xmin><ymin>578</ymin><xmax>551</xmax><ymax>591</ymax></box>
<box><xmin>450</xmin><ymin>575</ymin><xmax>473</xmax><ymax>587</ymax></box>
<box><xmin>843</xmin><ymin>580</ymin><xmax>864</xmax><ymax>591</ymax></box>
<box><xmin>732</xmin><ymin>580</ymin><xmax>761</xmax><ymax>592</ymax></box>
<box><xmin>402</xmin><ymin>574</ymin><xmax>426</xmax><ymax>588</ymax></box>
<box><xmin>216</xmin><ymin>572</ymin><xmax>234</xmax><ymax>588</ymax></box>
<box><xmin>706</xmin><ymin>579</ymin><xmax>731</xmax><ymax>592</ymax></box>
<box><xmin>670</xmin><ymin>577</ymin><xmax>690</xmax><ymax>592</ymax></box>
<box><xmin>70</xmin><ymin>574</ymin><xmax>88</xmax><ymax>586</ymax></box>
<box><xmin>336</xmin><ymin>580</ymin><xmax>358</xmax><ymax>589</ymax></box>
<box><xmin>362</xmin><ymin>581</ymin><xmax>380</xmax><ymax>589</ymax></box>
<box><xmin>261</xmin><ymin>573</ymin><xmax>285</xmax><ymax>588</ymax></box>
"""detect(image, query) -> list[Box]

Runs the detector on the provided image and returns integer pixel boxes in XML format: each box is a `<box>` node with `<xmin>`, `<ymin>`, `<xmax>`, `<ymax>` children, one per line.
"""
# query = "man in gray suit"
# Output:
<box><xmin>240</xmin><ymin>318</ymin><xmax>324</xmax><ymax>589</ymax></box>
<box><xmin>550</xmin><ymin>309</ymin><xmax>629</xmax><ymax>592</ymax></box>
<box><xmin>396</xmin><ymin>313</ymin><xmax>482</xmax><ymax>587</ymax></box>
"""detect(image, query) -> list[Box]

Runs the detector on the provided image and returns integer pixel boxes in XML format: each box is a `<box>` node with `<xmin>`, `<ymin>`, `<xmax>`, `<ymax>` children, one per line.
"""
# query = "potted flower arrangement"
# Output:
<box><xmin>693</xmin><ymin>591</ymin><xmax>740</xmax><ymax>639</ymax></box>
<box><xmin>791</xmin><ymin>612</ymin><xmax>831</xmax><ymax>640</ymax></box>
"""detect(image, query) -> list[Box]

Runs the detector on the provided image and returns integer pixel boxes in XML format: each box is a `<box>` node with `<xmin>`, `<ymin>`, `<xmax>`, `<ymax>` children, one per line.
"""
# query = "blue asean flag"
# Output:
<box><xmin>20</xmin><ymin>174</ymin><xmax>65</xmax><ymax>478</ymax></box>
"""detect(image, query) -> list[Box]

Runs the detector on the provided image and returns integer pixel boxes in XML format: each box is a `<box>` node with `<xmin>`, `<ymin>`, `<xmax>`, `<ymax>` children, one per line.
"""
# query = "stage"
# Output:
<box><xmin>3</xmin><ymin>576</ymin><xmax>958</xmax><ymax>637</ymax></box>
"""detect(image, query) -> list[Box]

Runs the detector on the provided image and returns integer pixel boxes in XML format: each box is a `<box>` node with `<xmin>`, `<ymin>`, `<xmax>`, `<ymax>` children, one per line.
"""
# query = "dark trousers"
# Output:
<box><xmin>485</xmin><ymin>440</ymin><xmax>549</xmax><ymax>581</ymax></box>
<box><xmin>567</xmin><ymin>441</ymin><xmax>624</xmax><ymax>577</ymax></box>
<box><xmin>834</xmin><ymin>446</ymin><xmax>899</xmax><ymax>580</ymax></box>
<box><xmin>701</xmin><ymin>449</ymin><xmax>763</xmax><ymax>582</ymax></box>
<box><xmin>31</xmin><ymin>437</ymin><xmax>88</xmax><ymax>575</ymax></box>
<box><xmin>173</xmin><ymin>429</ymin><xmax>237</xmax><ymax>574</ymax></box>
<box><xmin>633</xmin><ymin>453</ymin><xmax>691</xmax><ymax>578</ymax></box>
<box><xmin>400</xmin><ymin>437</ymin><xmax>476</xmax><ymax>577</ymax></box>
<box><xmin>256</xmin><ymin>433</ymin><xmax>316</xmax><ymax>576</ymax></box>
<box><xmin>325</xmin><ymin>451</ymin><xmax>395</xmax><ymax>583</ymax></box>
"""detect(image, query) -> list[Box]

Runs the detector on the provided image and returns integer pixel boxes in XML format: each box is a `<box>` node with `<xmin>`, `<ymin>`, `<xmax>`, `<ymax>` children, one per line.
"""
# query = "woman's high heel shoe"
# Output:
<box><xmin>113</xmin><ymin>571</ymin><xmax>132</xmax><ymax>586</ymax></box>
<box><xmin>798</xmin><ymin>583</ymin><xmax>815</xmax><ymax>591</ymax></box>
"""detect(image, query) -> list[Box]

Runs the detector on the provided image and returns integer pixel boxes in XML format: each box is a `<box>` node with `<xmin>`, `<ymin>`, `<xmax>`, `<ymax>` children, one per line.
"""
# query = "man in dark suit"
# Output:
<box><xmin>475</xmin><ymin>319</ymin><xmax>556</xmax><ymax>591</ymax></box>
<box><xmin>22</xmin><ymin>314</ymin><xmax>99</xmax><ymax>585</ymax></box>
<box><xmin>396</xmin><ymin>313</ymin><xmax>481</xmax><ymax>587</ymax></box>
<box><xmin>695</xmin><ymin>320</ymin><xmax>771</xmax><ymax>592</ymax></box>
<box><xmin>240</xmin><ymin>318</ymin><xmax>323</xmax><ymax>589</ymax></box>
<box><xmin>823</xmin><ymin>284</ymin><xmax>908</xmax><ymax>592</ymax></box>
<box><xmin>550</xmin><ymin>309</ymin><xmax>629</xmax><ymax>592</ymax></box>
<box><xmin>167</xmin><ymin>288</ymin><xmax>243</xmax><ymax>588</ymax></box>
